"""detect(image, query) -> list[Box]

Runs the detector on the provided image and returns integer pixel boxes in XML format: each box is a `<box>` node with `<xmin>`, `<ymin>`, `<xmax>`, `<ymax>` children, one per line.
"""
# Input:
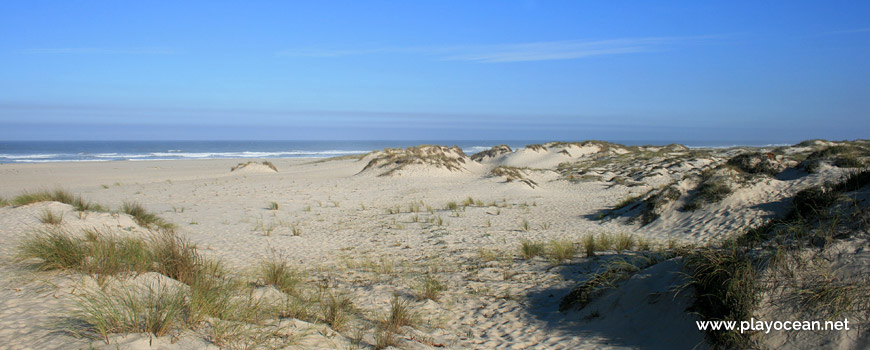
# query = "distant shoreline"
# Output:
<box><xmin>0</xmin><ymin>139</ymin><xmax>806</xmax><ymax>164</ymax></box>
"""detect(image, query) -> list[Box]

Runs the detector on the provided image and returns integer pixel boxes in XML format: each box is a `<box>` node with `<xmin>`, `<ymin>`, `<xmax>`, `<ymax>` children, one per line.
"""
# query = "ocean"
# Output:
<box><xmin>0</xmin><ymin>140</ymin><xmax>791</xmax><ymax>164</ymax></box>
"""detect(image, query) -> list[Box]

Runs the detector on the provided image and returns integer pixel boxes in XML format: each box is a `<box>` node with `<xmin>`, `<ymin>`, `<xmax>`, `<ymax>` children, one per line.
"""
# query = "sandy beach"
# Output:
<box><xmin>0</xmin><ymin>140</ymin><xmax>867</xmax><ymax>349</ymax></box>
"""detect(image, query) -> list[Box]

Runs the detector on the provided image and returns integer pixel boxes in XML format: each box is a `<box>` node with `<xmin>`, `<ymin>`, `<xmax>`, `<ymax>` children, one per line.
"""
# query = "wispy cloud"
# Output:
<box><xmin>277</xmin><ymin>36</ymin><xmax>706</xmax><ymax>63</ymax></box>
<box><xmin>17</xmin><ymin>47</ymin><xmax>178</xmax><ymax>55</ymax></box>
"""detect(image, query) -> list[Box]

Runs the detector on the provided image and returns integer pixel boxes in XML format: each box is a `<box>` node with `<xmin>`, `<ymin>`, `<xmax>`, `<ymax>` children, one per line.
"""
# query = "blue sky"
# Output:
<box><xmin>1</xmin><ymin>1</ymin><xmax>868</xmax><ymax>142</ymax></box>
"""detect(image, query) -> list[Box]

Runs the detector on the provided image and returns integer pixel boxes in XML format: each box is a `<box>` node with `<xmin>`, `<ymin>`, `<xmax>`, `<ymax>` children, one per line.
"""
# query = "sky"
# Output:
<box><xmin>0</xmin><ymin>1</ymin><xmax>868</xmax><ymax>142</ymax></box>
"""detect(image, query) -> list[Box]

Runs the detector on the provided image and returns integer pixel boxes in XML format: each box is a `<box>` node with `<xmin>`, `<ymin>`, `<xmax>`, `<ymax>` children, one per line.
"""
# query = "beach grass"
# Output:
<box><xmin>548</xmin><ymin>239</ymin><xmax>576</xmax><ymax>264</ymax></box>
<box><xmin>122</xmin><ymin>201</ymin><xmax>175</xmax><ymax>231</ymax></box>
<box><xmin>257</xmin><ymin>257</ymin><xmax>303</xmax><ymax>295</ymax></box>
<box><xmin>38</xmin><ymin>209</ymin><xmax>64</xmax><ymax>225</ymax></box>
<box><xmin>519</xmin><ymin>239</ymin><xmax>544</xmax><ymax>259</ymax></box>
<box><xmin>414</xmin><ymin>275</ymin><xmax>446</xmax><ymax>301</ymax></box>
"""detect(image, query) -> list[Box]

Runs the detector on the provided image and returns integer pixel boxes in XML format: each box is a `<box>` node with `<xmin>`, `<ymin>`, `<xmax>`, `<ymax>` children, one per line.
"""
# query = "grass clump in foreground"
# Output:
<box><xmin>318</xmin><ymin>291</ymin><xmax>355</xmax><ymax>332</ymax></box>
<box><xmin>685</xmin><ymin>245</ymin><xmax>758</xmax><ymax>348</ymax></box>
<box><xmin>519</xmin><ymin>240</ymin><xmax>544</xmax><ymax>259</ymax></box>
<box><xmin>122</xmin><ymin>201</ymin><xmax>175</xmax><ymax>231</ymax></box>
<box><xmin>548</xmin><ymin>240</ymin><xmax>576</xmax><ymax>264</ymax></box>
<box><xmin>257</xmin><ymin>257</ymin><xmax>303</xmax><ymax>295</ymax></box>
<box><xmin>614</xmin><ymin>232</ymin><xmax>634</xmax><ymax>253</ymax></box>
<box><xmin>17</xmin><ymin>227</ymin><xmax>199</xmax><ymax>285</ymax></box>
<box><xmin>19</xmin><ymin>226</ymin><xmax>310</xmax><ymax>347</ymax></box>
<box><xmin>413</xmin><ymin>275</ymin><xmax>446</xmax><ymax>301</ymax></box>
<box><xmin>74</xmin><ymin>282</ymin><xmax>187</xmax><ymax>342</ymax></box>
<box><xmin>582</xmin><ymin>234</ymin><xmax>596</xmax><ymax>257</ymax></box>
<box><xmin>375</xmin><ymin>296</ymin><xmax>418</xmax><ymax>349</ymax></box>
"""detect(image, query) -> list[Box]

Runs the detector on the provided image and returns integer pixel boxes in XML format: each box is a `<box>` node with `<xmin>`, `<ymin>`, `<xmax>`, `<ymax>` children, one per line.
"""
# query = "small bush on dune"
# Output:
<box><xmin>383</xmin><ymin>295</ymin><xmax>417</xmax><ymax>331</ymax></box>
<box><xmin>73</xmin><ymin>196</ymin><xmax>106</xmax><ymax>212</ymax></box>
<box><xmin>683</xmin><ymin>176</ymin><xmax>732</xmax><ymax>212</ymax></box>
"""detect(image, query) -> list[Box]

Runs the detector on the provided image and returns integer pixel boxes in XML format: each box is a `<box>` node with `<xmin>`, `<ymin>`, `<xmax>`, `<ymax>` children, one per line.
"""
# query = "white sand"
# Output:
<box><xmin>0</xmin><ymin>142</ymin><xmax>866</xmax><ymax>349</ymax></box>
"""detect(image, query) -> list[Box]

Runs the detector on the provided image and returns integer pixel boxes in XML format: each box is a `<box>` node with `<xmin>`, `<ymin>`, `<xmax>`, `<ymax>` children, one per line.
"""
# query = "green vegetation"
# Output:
<box><xmin>614</xmin><ymin>232</ymin><xmax>634</xmax><ymax>253</ymax></box>
<box><xmin>560</xmin><ymin>255</ymin><xmax>664</xmax><ymax>312</ymax></box>
<box><xmin>490</xmin><ymin>166</ymin><xmax>538</xmax><ymax>188</ymax></box>
<box><xmin>582</xmin><ymin>234</ymin><xmax>596</xmax><ymax>257</ymax></box>
<box><xmin>800</xmin><ymin>144</ymin><xmax>869</xmax><ymax>173</ymax></box>
<box><xmin>547</xmin><ymin>239</ymin><xmax>576</xmax><ymax>264</ymax></box>
<box><xmin>519</xmin><ymin>240</ymin><xmax>544</xmax><ymax>259</ymax></box>
<box><xmin>122</xmin><ymin>201</ymin><xmax>175</xmax><ymax>231</ymax></box>
<box><xmin>10</xmin><ymin>189</ymin><xmax>106</xmax><ymax>212</ymax></box>
<box><xmin>231</xmin><ymin>160</ymin><xmax>278</xmax><ymax>172</ymax></box>
<box><xmin>414</xmin><ymin>275</ymin><xmax>446</xmax><ymax>301</ymax></box>
<box><xmin>685</xmin><ymin>245</ymin><xmax>757</xmax><ymax>348</ymax></box>
<box><xmin>39</xmin><ymin>209</ymin><xmax>64</xmax><ymax>225</ymax></box>
<box><xmin>74</xmin><ymin>282</ymin><xmax>188</xmax><ymax>342</ymax></box>
<box><xmin>682</xmin><ymin>174</ymin><xmax>731</xmax><ymax>212</ymax></box>
<box><xmin>361</xmin><ymin>145</ymin><xmax>468</xmax><ymax>176</ymax></box>
<box><xmin>257</xmin><ymin>257</ymin><xmax>303</xmax><ymax>295</ymax></box>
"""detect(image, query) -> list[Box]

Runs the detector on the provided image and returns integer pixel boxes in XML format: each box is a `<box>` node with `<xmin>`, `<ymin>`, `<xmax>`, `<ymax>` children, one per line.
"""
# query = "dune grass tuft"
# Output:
<box><xmin>74</xmin><ymin>282</ymin><xmax>187</xmax><ymax>343</ymax></box>
<box><xmin>520</xmin><ymin>219</ymin><xmax>531</xmax><ymax>232</ymax></box>
<box><xmin>582</xmin><ymin>234</ymin><xmax>596</xmax><ymax>257</ymax></box>
<box><xmin>257</xmin><ymin>257</ymin><xmax>303</xmax><ymax>295</ymax></box>
<box><xmin>148</xmin><ymin>230</ymin><xmax>203</xmax><ymax>285</ymax></box>
<box><xmin>268</xmin><ymin>201</ymin><xmax>279</xmax><ymax>210</ymax></box>
<box><xmin>319</xmin><ymin>291</ymin><xmax>355</xmax><ymax>332</ymax></box>
<box><xmin>18</xmin><ymin>227</ymin><xmax>205</xmax><ymax>286</ymax></box>
<box><xmin>122</xmin><ymin>201</ymin><xmax>175</xmax><ymax>231</ymax></box>
<box><xmin>559</xmin><ymin>256</ymin><xmax>656</xmax><ymax>312</ymax></box>
<box><xmin>596</xmin><ymin>233</ymin><xmax>614</xmax><ymax>251</ymax></box>
<box><xmin>414</xmin><ymin>275</ymin><xmax>446</xmax><ymax>301</ymax></box>
<box><xmin>548</xmin><ymin>239</ymin><xmax>576</xmax><ymax>264</ymax></box>
<box><xmin>374</xmin><ymin>296</ymin><xmax>418</xmax><ymax>349</ymax></box>
<box><xmin>39</xmin><ymin>209</ymin><xmax>64</xmax><ymax>225</ymax></box>
<box><xmin>18</xmin><ymin>228</ymin><xmax>90</xmax><ymax>271</ymax></box>
<box><xmin>614</xmin><ymin>232</ymin><xmax>634</xmax><ymax>253</ymax></box>
<box><xmin>685</xmin><ymin>246</ymin><xmax>757</xmax><ymax>348</ymax></box>
<box><xmin>519</xmin><ymin>240</ymin><xmax>544</xmax><ymax>259</ymax></box>
<box><xmin>11</xmin><ymin>189</ymin><xmax>105</xmax><ymax>210</ymax></box>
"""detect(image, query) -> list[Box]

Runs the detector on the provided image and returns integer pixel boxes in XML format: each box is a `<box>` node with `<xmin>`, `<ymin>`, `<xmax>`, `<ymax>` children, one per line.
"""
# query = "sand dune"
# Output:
<box><xmin>0</xmin><ymin>139</ymin><xmax>868</xmax><ymax>349</ymax></box>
